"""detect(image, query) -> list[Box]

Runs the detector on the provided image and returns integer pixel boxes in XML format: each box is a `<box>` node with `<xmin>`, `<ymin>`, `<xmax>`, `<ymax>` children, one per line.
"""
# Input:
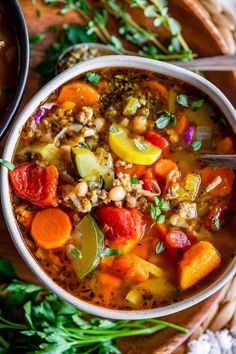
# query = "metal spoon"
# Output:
<box><xmin>56</xmin><ymin>43</ymin><xmax>236</xmax><ymax>73</ymax></box>
<box><xmin>199</xmin><ymin>154</ymin><xmax>236</xmax><ymax>169</ymax></box>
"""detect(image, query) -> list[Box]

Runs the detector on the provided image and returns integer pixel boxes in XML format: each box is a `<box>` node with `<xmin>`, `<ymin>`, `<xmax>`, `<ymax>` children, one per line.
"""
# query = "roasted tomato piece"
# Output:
<box><xmin>144</xmin><ymin>131</ymin><xmax>169</xmax><ymax>156</ymax></box>
<box><xmin>96</xmin><ymin>205</ymin><xmax>144</xmax><ymax>241</ymax></box>
<box><xmin>205</xmin><ymin>201</ymin><xmax>228</xmax><ymax>231</ymax></box>
<box><xmin>9</xmin><ymin>162</ymin><xmax>58</xmax><ymax>208</ymax></box>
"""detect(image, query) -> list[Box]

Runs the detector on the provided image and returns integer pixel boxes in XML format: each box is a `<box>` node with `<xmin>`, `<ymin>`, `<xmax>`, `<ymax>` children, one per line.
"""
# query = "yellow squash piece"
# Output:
<box><xmin>109</xmin><ymin>124</ymin><xmax>162</xmax><ymax>165</ymax></box>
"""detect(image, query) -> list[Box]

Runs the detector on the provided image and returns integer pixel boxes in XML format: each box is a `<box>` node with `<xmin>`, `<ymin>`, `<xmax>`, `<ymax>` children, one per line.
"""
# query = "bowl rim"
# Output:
<box><xmin>1</xmin><ymin>55</ymin><xmax>236</xmax><ymax>320</ymax></box>
<box><xmin>0</xmin><ymin>0</ymin><xmax>30</xmax><ymax>139</ymax></box>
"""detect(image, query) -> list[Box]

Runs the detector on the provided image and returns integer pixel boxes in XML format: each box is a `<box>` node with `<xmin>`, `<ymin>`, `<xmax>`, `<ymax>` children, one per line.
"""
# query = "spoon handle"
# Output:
<box><xmin>199</xmin><ymin>154</ymin><xmax>236</xmax><ymax>169</ymax></box>
<box><xmin>171</xmin><ymin>55</ymin><xmax>236</xmax><ymax>71</ymax></box>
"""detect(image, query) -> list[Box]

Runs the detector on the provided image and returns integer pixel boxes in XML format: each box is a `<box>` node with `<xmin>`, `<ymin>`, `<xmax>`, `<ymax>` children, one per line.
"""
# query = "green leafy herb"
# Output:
<box><xmin>110</xmin><ymin>125</ymin><xmax>119</xmax><ymax>133</ymax></box>
<box><xmin>191</xmin><ymin>99</ymin><xmax>204</xmax><ymax>108</ymax></box>
<box><xmin>176</xmin><ymin>94</ymin><xmax>188</xmax><ymax>107</ymax></box>
<box><xmin>130</xmin><ymin>176</ymin><xmax>140</xmax><ymax>184</ymax></box>
<box><xmin>70</xmin><ymin>246</ymin><xmax>82</xmax><ymax>259</ymax></box>
<box><xmin>85</xmin><ymin>72</ymin><xmax>101</xmax><ymax>84</ymax></box>
<box><xmin>155</xmin><ymin>111</ymin><xmax>176</xmax><ymax>129</ymax></box>
<box><xmin>191</xmin><ymin>140</ymin><xmax>202</xmax><ymax>151</ymax></box>
<box><xmin>149</xmin><ymin>197</ymin><xmax>167</xmax><ymax>224</ymax></box>
<box><xmin>80</xmin><ymin>141</ymin><xmax>92</xmax><ymax>150</ymax></box>
<box><xmin>134</xmin><ymin>140</ymin><xmax>148</xmax><ymax>151</ymax></box>
<box><xmin>156</xmin><ymin>214</ymin><xmax>166</xmax><ymax>224</ymax></box>
<box><xmin>156</xmin><ymin>241</ymin><xmax>166</xmax><ymax>254</ymax></box>
<box><xmin>102</xmin><ymin>247</ymin><xmax>123</xmax><ymax>257</ymax></box>
<box><xmin>214</xmin><ymin>219</ymin><xmax>220</xmax><ymax>230</ymax></box>
<box><xmin>30</xmin><ymin>33</ymin><xmax>45</xmax><ymax>44</ymax></box>
<box><xmin>0</xmin><ymin>159</ymin><xmax>15</xmax><ymax>171</ymax></box>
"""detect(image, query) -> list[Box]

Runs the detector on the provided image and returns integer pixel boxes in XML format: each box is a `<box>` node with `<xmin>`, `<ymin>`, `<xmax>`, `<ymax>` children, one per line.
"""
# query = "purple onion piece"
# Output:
<box><xmin>34</xmin><ymin>103</ymin><xmax>56</xmax><ymax>123</ymax></box>
<box><xmin>184</xmin><ymin>122</ymin><xmax>195</xmax><ymax>145</ymax></box>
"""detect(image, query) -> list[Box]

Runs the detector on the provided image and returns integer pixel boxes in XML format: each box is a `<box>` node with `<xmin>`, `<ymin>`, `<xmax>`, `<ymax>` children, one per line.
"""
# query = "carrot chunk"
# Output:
<box><xmin>178</xmin><ymin>241</ymin><xmax>221</xmax><ymax>290</ymax></box>
<box><xmin>175</xmin><ymin>111</ymin><xmax>187</xmax><ymax>134</ymax></box>
<box><xmin>112</xmin><ymin>257</ymin><xmax>149</xmax><ymax>283</ymax></box>
<box><xmin>144</xmin><ymin>80</ymin><xmax>169</xmax><ymax>100</ymax></box>
<box><xmin>201</xmin><ymin>166</ymin><xmax>235</xmax><ymax>197</ymax></box>
<box><xmin>31</xmin><ymin>208</ymin><xmax>71</xmax><ymax>249</ymax></box>
<box><xmin>217</xmin><ymin>137</ymin><xmax>234</xmax><ymax>154</ymax></box>
<box><xmin>154</xmin><ymin>158</ymin><xmax>178</xmax><ymax>179</ymax></box>
<box><xmin>57</xmin><ymin>82</ymin><xmax>100</xmax><ymax>110</ymax></box>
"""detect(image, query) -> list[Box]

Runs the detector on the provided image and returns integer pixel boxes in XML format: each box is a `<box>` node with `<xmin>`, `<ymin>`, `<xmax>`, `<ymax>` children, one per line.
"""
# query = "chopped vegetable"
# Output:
<box><xmin>67</xmin><ymin>215</ymin><xmax>103</xmax><ymax>279</ymax></box>
<box><xmin>217</xmin><ymin>136</ymin><xmax>234</xmax><ymax>154</ymax></box>
<box><xmin>112</xmin><ymin>256</ymin><xmax>149</xmax><ymax>282</ymax></box>
<box><xmin>31</xmin><ymin>208</ymin><xmax>71</xmax><ymax>249</ymax></box>
<box><xmin>109</xmin><ymin>124</ymin><xmax>162</xmax><ymax>165</ymax></box>
<box><xmin>168</xmin><ymin>88</ymin><xmax>177</xmax><ymax>113</ymax></box>
<box><xmin>144</xmin><ymin>131</ymin><xmax>169</xmax><ymax>156</ymax></box>
<box><xmin>176</xmin><ymin>94</ymin><xmax>188</xmax><ymax>107</ymax></box>
<box><xmin>165</xmin><ymin>230</ymin><xmax>192</xmax><ymax>251</ymax></box>
<box><xmin>155</xmin><ymin>111</ymin><xmax>176</xmax><ymax>129</ymax></box>
<box><xmin>144</xmin><ymin>80</ymin><xmax>169</xmax><ymax>100</ymax></box>
<box><xmin>95</xmin><ymin>147</ymin><xmax>114</xmax><ymax>189</ymax></box>
<box><xmin>175</xmin><ymin>111</ymin><xmax>187</xmax><ymax>134</ymax></box>
<box><xmin>71</xmin><ymin>147</ymin><xmax>102</xmax><ymax>180</ymax></box>
<box><xmin>201</xmin><ymin>166</ymin><xmax>234</xmax><ymax>197</ymax></box>
<box><xmin>9</xmin><ymin>162</ymin><xmax>58</xmax><ymax>207</ymax></box>
<box><xmin>191</xmin><ymin>98</ymin><xmax>204</xmax><ymax>108</ymax></box>
<box><xmin>154</xmin><ymin>158</ymin><xmax>178</xmax><ymax>179</ymax></box>
<box><xmin>34</xmin><ymin>102</ymin><xmax>55</xmax><ymax>123</ymax></box>
<box><xmin>183</xmin><ymin>122</ymin><xmax>195</xmax><ymax>145</ymax></box>
<box><xmin>205</xmin><ymin>201</ymin><xmax>228</xmax><ymax>231</ymax></box>
<box><xmin>97</xmin><ymin>205</ymin><xmax>144</xmax><ymax>241</ymax></box>
<box><xmin>178</xmin><ymin>241</ymin><xmax>221</xmax><ymax>290</ymax></box>
<box><xmin>128</xmin><ymin>254</ymin><xmax>165</xmax><ymax>278</ymax></box>
<box><xmin>116</xmin><ymin>164</ymin><xmax>146</xmax><ymax>178</ymax></box>
<box><xmin>0</xmin><ymin>158</ymin><xmax>15</xmax><ymax>170</ymax></box>
<box><xmin>85</xmin><ymin>71</ymin><xmax>101</xmax><ymax>84</ymax></box>
<box><xmin>185</xmin><ymin>174</ymin><xmax>201</xmax><ymax>200</ymax></box>
<box><xmin>123</xmin><ymin>97</ymin><xmax>140</xmax><ymax>116</ymax></box>
<box><xmin>57</xmin><ymin>82</ymin><xmax>99</xmax><ymax>110</ymax></box>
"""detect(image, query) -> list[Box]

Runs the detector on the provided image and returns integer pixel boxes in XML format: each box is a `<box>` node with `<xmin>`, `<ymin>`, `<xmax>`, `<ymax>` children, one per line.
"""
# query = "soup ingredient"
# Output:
<box><xmin>9</xmin><ymin>162</ymin><xmax>58</xmax><ymax>207</ymax></box>
<box><xmin>217</xmin><ymin>136</ymin><xmax>234</xmax><ymax>154</ymax></box>
<box><xmin>175</xmin><ymin>111</ymin><xmax>187</xmax><ymax>134</ymax></box>
<box><xmin>31</xmin><ymin>208</ymin><xmax>71</xmax><ymax>249</ymax></box>
<box><xmin>165</xmin><ymin>230</ymin><xmax>192</xmax><ymax>251</ymax></box>
<box><xmin>178</xmin><ymin>241</ymin><xmax>221</xmax><ymax>290</ymax></box>
<box><xmin>108</xmin><ymin>185</ymin><xmax>126</xmax><ymax>201</ymax></box>
<box><xmin>205</xmin><ymin>201</ymin><xmax>228</xmax><ymax>231</ymax></box>
<box><xmin>0</xmin><ymin>259</ymin><xmax>187</xmax><ymax>354</ymax></box>
<box><xmin>176</xmin><ymin>94</ymin><xmax>188</xmax><ymax>107</ymax></box>
<box><xmin>144</xmin><ymin>131</ymin><xmax>169</xmax><ymax>155</ymax></box>
<box><xmin>155</xmin><ymin>111</ymin><xmax>176</xmax><ymax>129</ymax></box>
<box><xmin>154</xmin><ymin>158</ymin><xmax>178</xmax><ymax>180</ymax></box>
<box><xmin>184</xmin><ymin>122</ymin><xmax>195</xmax><ymax>145</ymax></box>
<box><xmin>109</xmin><ymin>124</ymin><xmax>162</xmax><ymax>165</ymax></box>
<box><xmin>0</xmin><ymin>158</ymin><xmax>15</xmax><ymax>170</ymax></box>
<box><xmin>112</xmin><ymin>256</ymin><xmax>149</xmax><ymax>283</ymax></box>
<box><xmin>71</xmin><ymin>147</ymin><xmax>102</xmax><ymax>179</ymax></box>
<box><xmin>201</xmin><ymin>166</ymin><xmax>234</xmax><ymax>197</ymax></box>
<box><xmin>67</xmin><ymin>215</ymin><xmax>103</xmax><ymax>278</ymax></box>
<box><xmin>97</xmin><ymin>205</ymin><xmax>144</xmax><ymax>242</ymax></box>
<box><xmin>34</xmin><ymin>102</ymin><xmax>55</xmax><ymax>123</ymax></box>
<box><xmin>85</xmin><ymin>71</ymin><xmax>101</xmax><ymax>84</ymax></box>
<box><xmin>57</xmin><ymin>82</ymin><xmax>99</xmax><ymax>109</ymax></box>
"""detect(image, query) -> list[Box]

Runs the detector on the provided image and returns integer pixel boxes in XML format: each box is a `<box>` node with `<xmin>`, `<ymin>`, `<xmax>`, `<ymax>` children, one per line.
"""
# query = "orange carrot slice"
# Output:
<box><xmin>153</xmin><ymin>158</ymin><xmax>178</xmax><ymax>179</ymax></box>
<box><xmin>175</xmin><ymin>111</ymin><xmax>187</xmax><ymax>134</ymax></box>
<box><xmin>178</xmin><ymin>241</ymin><xmax>221</xmax><ymax>290</ymax></box>
<box><xmin>31</xmin><ymin>208</ymin><xmax>71</xmax><ymax>249</ymax></box>
<box><xmin>57</xmin><ymin>82</ymin><xmax>100</xmax><ymax>110</ymax></box>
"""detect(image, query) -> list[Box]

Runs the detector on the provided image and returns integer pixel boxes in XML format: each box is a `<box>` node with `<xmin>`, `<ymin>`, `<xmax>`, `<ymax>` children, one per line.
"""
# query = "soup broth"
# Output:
<box><xmin>10</xmin><ymin>68</ymin><xmax>236</xmax><ymax>310</ymax></box>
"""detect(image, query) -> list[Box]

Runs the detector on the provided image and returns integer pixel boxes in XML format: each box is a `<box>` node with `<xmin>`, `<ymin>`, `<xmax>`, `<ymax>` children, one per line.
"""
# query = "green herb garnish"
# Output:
<box><xmin>214</xmin><ymin>219</ymin><xmax>220</xmax><ymax>230</ymax></box>
<box><xmin>110</xmin><ymin>125</ymin><xmax>119</xmax><ymax>133</ymax></box>
<box><xmin>130</xmin><ymin>176</ymin><xmax>140</xmax><ymax>184</ymax></box>
<box><xmin>30</xmin><ymin>33</ymin><xmax>45</xmax><ymax>44</ymax></box>
<box><xmin>149</xmin><ymin>197</ymin><xmax>167</xmax><ymax>224</ymax></box>
<box><xmin>176</xmin><ymin>94</ymin><xmax>188</xmax><ymax>107</ymax></box>
<box><xmin>85</xmin><ymin>72</ymin><xmax>101</xmax><ymax>84</ymax></box>
<box><xmin>191</xmin><ymin>140</ymin><xmax>202</xmax><ymax>151</ymax></box>
<box><xmin>102</xmin><ymin>247</ymin><xmax>123</xmax><ymax>257</ymax></box>
<box><xmin>134</xmin><ymin>140</ymin><xmax>148</xmax><ymax>151</ymax></box>
<box><xmin>156</xmin><ymin>241</ymin><xmax>166</xmax><ymax>254</ymax></box>
<box><xmin>70</xmin><ymin>246</ymin><xmax>82</xmax><ymax>259</ymax></box>
<box><xmin>155</xmin><ymin>111</ymin><xmax>176</xmax><ymax>129</ymax></box>
<box><xmin>0</xmin><ymin>159</ymin><xmax>15</xmax><ymax>171</ymax></box>
<box><xmin>191</xmin><ymin>99</ymin><xmax>204</xmax><ymax>108</ymax></box>
<box><xmin>80</xmin><ymin>141</ymin><xmax>92</xmax><ymax>150</ymax></box>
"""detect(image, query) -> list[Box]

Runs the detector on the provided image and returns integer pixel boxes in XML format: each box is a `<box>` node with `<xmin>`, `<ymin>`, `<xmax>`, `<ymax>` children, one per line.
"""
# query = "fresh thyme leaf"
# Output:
<box><xmin>192</xmin><ymin>99</ymin><xmax>204</xmax><ymax>108</ymax></box>
<box><xmin>130</xmin><ymin>176</ymin><xmax>140</xmax><ymax>184</ymax></box>
<box><xmin>176</xmin><ymin>94</ymin><xmax>188</xmax><ymax>107</ymax></box>
<box><xmin>0</xmin><ymin>159</ymin><xmax>15</xmax><ymax>171</ymax></box>
<box><xmin>70</xmin><ymin>246</ymin><xmax>82</xmax><ymax>259</ymax></box>
<box><xmin>156</xmin><ymin>214</ymin><xmax>166</xmax><ymax>224</ymax></box>
<box><xmin>156</xmin><ymin>111</ymin><xmax>176</xmax><ymax>129</ymax></box>
<box><xmin>214</xmin><ymin>219</ymin><xmax>220</xmax><ymax>230</ymax></box>
<box><xmin>192</xmin><ymin>140</ymin><xmax>202</xmax><ymax>151</ymax></box>
<box><xmin>134</xmin><ymin>140</ymin><xmax>148</xmax><ymax>151</ymax></box>
<box><xmin>102</xmin><ymin>247</ymin><xmax>123</xmax><ymax>257</ymax></box>
<box><xmin>85</xmin><ymin>72</ymin><xmax>101</xmax><ymax>84</ymax></box>
<box><xmin>153</xmin><ymin>195</ymin><xmax>160</xmax><ymax>206</ymax></box>
<box><xmin>167</xmin><ymin>17</ymin><xmax>181</xmax><ymax>36</ymax></box>
<box><xmin>110</xmin><ymin>35</ymin><xmax>123</xmax><ymax>51</ymax></box>
<box><xmin>156</xmin><ymin>241</ymin><xmax>166</xmax><ymax>254</ymax></box>
<box><xmin>110</xmin><ymin>125</ymin><xmax>119</xmax><ymax>133</ymax></box>
<box><xmin>30</xmin><ymin>33</ymin><xmax>45</xmax><ymax>44</ymax></box>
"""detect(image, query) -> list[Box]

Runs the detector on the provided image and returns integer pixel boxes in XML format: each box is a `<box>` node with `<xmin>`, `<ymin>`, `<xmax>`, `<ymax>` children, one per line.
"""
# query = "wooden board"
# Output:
<box><xmin>1</xmin><ymin>1</ymin><xmax>236</xmax><ymax>353</ymax></box>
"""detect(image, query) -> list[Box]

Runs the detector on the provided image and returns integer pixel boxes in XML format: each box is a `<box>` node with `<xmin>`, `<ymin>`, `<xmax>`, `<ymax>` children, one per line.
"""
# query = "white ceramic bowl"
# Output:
<box><xmin>1</xmin><ymin>56</ymin><xmax>236</xmax><ymax>320</ymax></box>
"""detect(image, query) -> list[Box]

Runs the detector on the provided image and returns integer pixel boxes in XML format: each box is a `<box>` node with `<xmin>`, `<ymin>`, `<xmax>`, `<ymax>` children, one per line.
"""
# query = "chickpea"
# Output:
<box><xmin>75</xmin><ymin>181</ymin><xmax>88</xmax><ymax>197</ymax></box>
<box><xmin>132</xmin><ymin>115</ymin><xmax>147</xmax><ymax>134</ymax></box>
<box><xmin>94</xmin><ymin>117</ymin><xmax>105</xmax><ymax>132</ymax></box>
<box><xmin>108</xmin><ymin>186</ymin><xmax>126</xmax><ymax>201</ymax></box>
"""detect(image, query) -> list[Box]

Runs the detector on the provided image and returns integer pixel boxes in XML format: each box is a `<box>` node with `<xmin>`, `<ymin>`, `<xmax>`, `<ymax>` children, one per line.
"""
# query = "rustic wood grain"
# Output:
<box><xmin>0</xmin><ymin>1</ymin><xmax>235</xmax><ymax>353</ymax></box>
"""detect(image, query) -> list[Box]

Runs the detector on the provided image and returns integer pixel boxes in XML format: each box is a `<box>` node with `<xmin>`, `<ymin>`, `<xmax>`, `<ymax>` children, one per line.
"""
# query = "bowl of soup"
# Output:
<box><xmin>0</xmin><ymin>0</ymin><xmax>29</xmax><ymax>138</ymax></box>
<box><xmin>1</xmin><ymin>56</ymin><xmax>236</xmax><ymax>319</ymax></box>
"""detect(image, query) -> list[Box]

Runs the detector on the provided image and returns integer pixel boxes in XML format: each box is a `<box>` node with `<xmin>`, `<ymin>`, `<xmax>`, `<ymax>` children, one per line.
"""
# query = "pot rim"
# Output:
<box><xmin>1</xmin><ymin>55</ymin><xmax>236</xmax><ymax>319</ymax></box>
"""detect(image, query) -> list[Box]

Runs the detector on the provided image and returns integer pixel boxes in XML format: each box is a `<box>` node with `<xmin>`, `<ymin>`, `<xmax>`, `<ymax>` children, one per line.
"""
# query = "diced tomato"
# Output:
<box><xmin>165</xmin><ymin>230</ymin><xmax>192</xmax><ymax>251</ymax></box>
<box><xmin>9</xmin><ymin>162</ymin><xmax>58</xmax><ymax>208</ymax></box>
<box><xmin>142</xmin><ymin>178</ymin><xmax>153</xmax><ymax>191</ymax></box>
<box><xmin>205</xmin><ymin>201</ymin><xmax>228</xmax><ymax>231</ymax></box>
<box><xmin>96</xmin><ymin>205</ymin><xmax>144</xmax><ymax>241</ymax></box>
<box><xmin>144</xmin><ymin>131</ymin><xmax>169</xmax><ymax>156</ymax></box>
<box><xmin>154</xmin><ymin>223</ymin><xmax>168</xmax><ymax>238</ymax></box>
<box><xmin>201</xmin><ymin>166</ymin><xmax>234</xmax><ymax>197</ymax></box>
<box><xmin>116</xmin><ymin>164</ymin><xmax>146</xmax><ymax>178</ymax></box>
<box><xmin>142</xmin><ymin>167</ymin><xmax>164</xmax><ymax>193</ymax></box>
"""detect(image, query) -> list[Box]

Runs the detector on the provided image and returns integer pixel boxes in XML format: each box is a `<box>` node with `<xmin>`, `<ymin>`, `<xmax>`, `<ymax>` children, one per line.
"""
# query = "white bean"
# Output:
<box><xmin>108</xmin><ymin>186</ymin><xmax>126</xmax><ymax>201</ymax></box>
<box><xmin>133</xmin><ymin>115</ymin><xmax>147</xmax><ymax>134</ymax></box>
<box><xmin>75</xmin><ymin>181</ymin><xmax>88</xmax><ymax>197</ymax></box>
<box><xmin>94</xmin><ymin>117</ymin><xmax>105</xmax><ymax>132</ymax></box>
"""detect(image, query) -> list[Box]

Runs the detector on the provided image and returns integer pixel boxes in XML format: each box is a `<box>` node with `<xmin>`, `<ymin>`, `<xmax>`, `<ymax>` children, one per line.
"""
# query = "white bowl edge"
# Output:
<box><xmin>1</xmin><ymin>55</ymin><xmax>236</xmax><ymax>320</ymax></box>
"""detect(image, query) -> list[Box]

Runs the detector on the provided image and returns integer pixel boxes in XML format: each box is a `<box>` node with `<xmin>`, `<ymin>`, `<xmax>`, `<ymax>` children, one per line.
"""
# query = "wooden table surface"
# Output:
<box><xmin>0</xmin><ymin>1</ymin><xmax>235</xmax><ymax>353</ymax></box>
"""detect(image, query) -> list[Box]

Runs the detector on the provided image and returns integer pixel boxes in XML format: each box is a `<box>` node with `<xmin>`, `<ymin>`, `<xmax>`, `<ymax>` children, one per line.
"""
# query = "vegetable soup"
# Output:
<box><xmin>9</xmin><ymin>68</ymin><xmax>236</xmax><ymax>310</ymax></box>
